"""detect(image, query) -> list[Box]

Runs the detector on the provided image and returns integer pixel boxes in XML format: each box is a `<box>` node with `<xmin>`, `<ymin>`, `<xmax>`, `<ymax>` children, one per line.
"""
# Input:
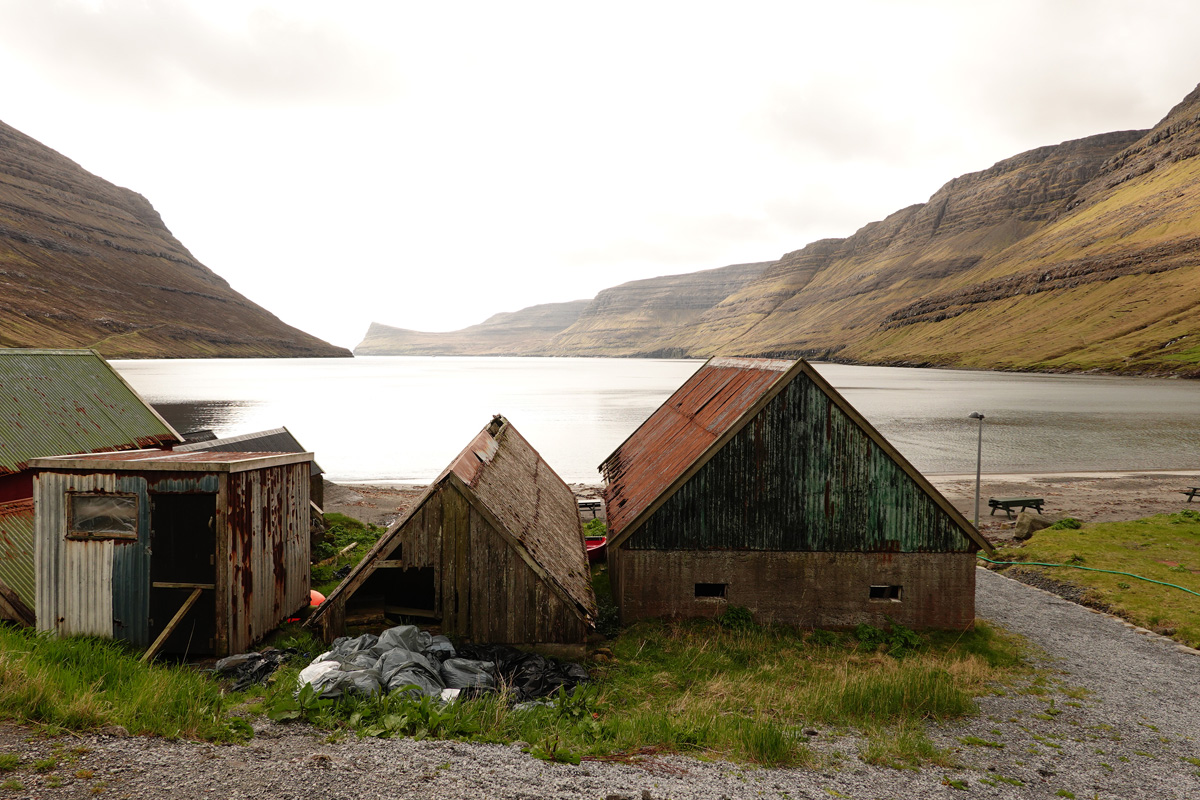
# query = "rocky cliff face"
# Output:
<box><xmin>358</xmin><ymin>83</ymin><xmax>1200</xmax><ymax>375</ymax></box>
<box><xmin>354</xmin><ymin>300</ymin><xmax>590</xmax><ymax>356</ymax></box>
<box><xmin>358</xmin><ymin>261</ymin><xmax>771</xmax><ymax>357</ymax></box>
<box><xmin>542</xmin><ymin>261</ymin><xmax>771</xmax><ymax>356</ymax></box>
<box><xmin>0</xmin><ymin>120</ymin><xmax>349</xmax><ymax>358</ymax></box>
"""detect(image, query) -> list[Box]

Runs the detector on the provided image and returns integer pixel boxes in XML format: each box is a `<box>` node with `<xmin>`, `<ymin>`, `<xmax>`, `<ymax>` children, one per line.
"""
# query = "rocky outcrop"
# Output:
<box><xmin>0</xmin><ymin>119</ymin><xmax>349</xmax><ymax>358</ymax></box>
<box><xmin>354</xmin><ymin>300</ymin><xmax>590</xmax><ymax>356</ymax></box>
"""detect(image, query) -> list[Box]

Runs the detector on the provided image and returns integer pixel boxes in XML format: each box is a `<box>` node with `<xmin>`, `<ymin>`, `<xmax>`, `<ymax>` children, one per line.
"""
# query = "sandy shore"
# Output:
<box><xmin>323</xmin><ymin>470</ymin><xmax>1200</xmax><ymax>544</ymax></box>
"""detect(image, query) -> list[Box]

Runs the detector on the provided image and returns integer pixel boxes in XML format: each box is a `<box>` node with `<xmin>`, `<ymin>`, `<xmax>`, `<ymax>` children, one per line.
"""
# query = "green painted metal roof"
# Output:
<box><xmin>0</xmin><ymin>349</ymin><xmax>181</xmax><ymax>475</ymax></box>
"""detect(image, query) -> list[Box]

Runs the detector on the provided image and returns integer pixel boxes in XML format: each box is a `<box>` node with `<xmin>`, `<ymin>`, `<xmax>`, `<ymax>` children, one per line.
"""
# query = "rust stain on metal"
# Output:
<box><xmin>601</xmin><ymin>358</ymin><xmax>793</xmax><ymax>539</ymax></box>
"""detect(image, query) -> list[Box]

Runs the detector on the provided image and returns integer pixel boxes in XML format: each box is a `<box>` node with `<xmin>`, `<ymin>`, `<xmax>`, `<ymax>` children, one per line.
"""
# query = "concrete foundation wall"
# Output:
<box><xmin>613</xmin><ymin>549</ymin><xmax>976</xmax><ymax>630</ymax></box>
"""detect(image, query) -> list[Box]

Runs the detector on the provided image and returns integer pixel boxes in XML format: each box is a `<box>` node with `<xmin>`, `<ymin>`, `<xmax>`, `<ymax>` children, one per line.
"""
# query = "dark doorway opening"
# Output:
<box><xmin>149</xmin><ymin>493</ymin><xmax>217</xmax><ymax>655</ymax></box>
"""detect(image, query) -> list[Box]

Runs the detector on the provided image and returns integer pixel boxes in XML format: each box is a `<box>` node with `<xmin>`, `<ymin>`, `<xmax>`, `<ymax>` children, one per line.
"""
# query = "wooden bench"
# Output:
<box><xmin>577</xmin><ymin>499</ymin><xmax>602</xmax><ymax>519</ymax></box>
<box><xmin>1182</xmin><ymin>487</ymin><xmax>1200</xmax><ymax>503</ymax></box>
<box><xmin>988</xmin><ymin>497</ymin><xmax>1045</xmax><ymax>519</ymax></box>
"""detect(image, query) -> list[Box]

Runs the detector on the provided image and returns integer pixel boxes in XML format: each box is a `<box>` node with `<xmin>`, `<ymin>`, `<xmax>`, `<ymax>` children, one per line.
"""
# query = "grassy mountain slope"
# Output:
<box><xmin>358</xmin><ymin>83</ymin><xmax>1200</xmax><ymax>375</ymax></box>
<box><xmin>0</xmin><ymin>120</ymin><xmax>349</xmax><ymax>358</ymax></box>
<box><xmin>842</xmin><ymin>85</ymin><xmax>1200</xmax><ymax>373</ymax></box>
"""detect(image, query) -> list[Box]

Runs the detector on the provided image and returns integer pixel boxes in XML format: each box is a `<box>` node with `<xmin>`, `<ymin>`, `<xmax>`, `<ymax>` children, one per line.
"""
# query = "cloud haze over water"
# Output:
<box><xmin>1</xmin><ymin>0</ymin><xmax>1199</xmax><ymax>348</ymax></box>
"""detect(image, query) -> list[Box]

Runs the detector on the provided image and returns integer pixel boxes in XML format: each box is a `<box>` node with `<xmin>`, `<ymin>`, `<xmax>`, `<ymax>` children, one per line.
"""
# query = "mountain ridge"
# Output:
<box><xmin>0</xmin><ymin>119</ymin><xmax>349</xmax><ymax>358</ymax></box>
<box><xmin>358</xmin><ymin>82</ymin><xmax>1200</xmax><ymax>376</ymax></box>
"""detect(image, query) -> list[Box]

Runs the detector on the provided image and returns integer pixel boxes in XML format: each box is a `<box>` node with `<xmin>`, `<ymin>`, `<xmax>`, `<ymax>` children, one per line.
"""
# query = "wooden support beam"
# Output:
<box><xmin>151</xmin><ymin>582</ymin><xmax>215</xmax><ymax>590</ymax></box>
<box><xmin>140</xmin><ymin>587</ymin><xmax>203</xmax><ymax>663</ymax></box>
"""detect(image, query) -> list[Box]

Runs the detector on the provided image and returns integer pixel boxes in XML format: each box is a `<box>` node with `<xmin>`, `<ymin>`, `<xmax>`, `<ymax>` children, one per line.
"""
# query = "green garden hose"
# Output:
<box><xmin>976</xmin><ymin>554</ymin><xmax>1200</xmax><ymax>598</ymax></box>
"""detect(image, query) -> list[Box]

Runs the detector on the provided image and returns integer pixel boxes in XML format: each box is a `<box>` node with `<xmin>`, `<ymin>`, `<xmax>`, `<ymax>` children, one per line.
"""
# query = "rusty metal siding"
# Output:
<box><xmin>225</xmin><ymin>463</ymin><xmax>309</xmax><ymax>653</ymax></box>
<box><xmin>0</xmin><ymin>500</ymin><xmax>35</xmax><ymax>610</ymax></box>
<box><xmin>34</xmin><ymin>471</ymin><xmax>151</xmax><ymax>642</ymax></box>
<box><xmin>0</xmin><ymin>349</ymin><xmax>180</xmax><ymax>476</ymax></box>
<box><xmin>631</xmin><ymin>372</ymin><xmax>970</xmax><ymax>553</ymax></box>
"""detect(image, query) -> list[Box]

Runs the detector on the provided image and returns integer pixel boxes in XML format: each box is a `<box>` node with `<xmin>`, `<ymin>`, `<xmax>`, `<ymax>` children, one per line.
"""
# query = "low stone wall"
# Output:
<box><xmin>612</xmin><ymin>549</ymin><xmax>976</xmax><ymax>630</ymax></box>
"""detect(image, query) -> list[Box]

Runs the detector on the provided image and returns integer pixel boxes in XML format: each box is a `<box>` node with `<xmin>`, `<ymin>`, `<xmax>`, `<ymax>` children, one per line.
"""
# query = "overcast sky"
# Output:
<box><xmin>2</xmin><ymin>1</ymin><xmax>1199</xmax><ymax>349</ymax></box>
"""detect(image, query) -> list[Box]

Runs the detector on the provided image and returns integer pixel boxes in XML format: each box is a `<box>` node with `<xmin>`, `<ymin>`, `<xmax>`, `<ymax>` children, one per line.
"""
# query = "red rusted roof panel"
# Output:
<box><xmin>600</xmin><ymin>357</ymin><xmax>794</xmax><ymax>537</ymax></box>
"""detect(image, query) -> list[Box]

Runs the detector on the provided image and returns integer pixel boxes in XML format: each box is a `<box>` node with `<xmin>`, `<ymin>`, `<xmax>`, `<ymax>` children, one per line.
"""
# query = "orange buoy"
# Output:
<box><xmin>309</xmin><ymin>589</ymin><xmax>326</xmax><ymax>607</ymax></box>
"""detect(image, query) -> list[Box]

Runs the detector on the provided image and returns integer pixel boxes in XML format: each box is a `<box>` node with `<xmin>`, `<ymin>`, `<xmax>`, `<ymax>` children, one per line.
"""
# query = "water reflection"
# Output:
<box><xmin>112</xmin><ymin>358</ymin><xmax>1200</xmax><ymax>484</ymax></box>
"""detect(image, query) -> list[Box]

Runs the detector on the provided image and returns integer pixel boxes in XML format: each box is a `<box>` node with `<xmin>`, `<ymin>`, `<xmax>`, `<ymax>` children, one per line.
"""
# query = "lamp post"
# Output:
<box><xmin>968</xmin><ymin>412</ymin><xmax>985</xmax><ymax>529</ymax></box>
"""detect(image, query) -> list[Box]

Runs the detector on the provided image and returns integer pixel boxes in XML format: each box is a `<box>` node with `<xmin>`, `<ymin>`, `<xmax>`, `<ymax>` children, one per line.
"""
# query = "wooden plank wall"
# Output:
<box><xmin>388</xmin><ymin>483</ymin><xmax>586</xmax><ymax>645</ymax></box>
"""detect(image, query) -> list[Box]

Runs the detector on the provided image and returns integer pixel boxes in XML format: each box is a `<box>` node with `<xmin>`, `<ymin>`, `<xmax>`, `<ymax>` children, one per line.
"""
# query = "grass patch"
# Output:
<box><xmin>0</xmin><ymin>626</ymin><xmax>247</xmax><ymax>741</ymax></box>
<box><xmin>993</xmin><ymin>510</ymin><xmax>1200</xmax><ymax>647</ymax></box>
<box><xmin>310</xmin><ymin>513</ymin><xmax>388</xmax><ymax>594</ymax></box>
<box><xmin>265</xmin><ymin>617</ymin><xmax>1023</xmax><ymax>767</ymax></box>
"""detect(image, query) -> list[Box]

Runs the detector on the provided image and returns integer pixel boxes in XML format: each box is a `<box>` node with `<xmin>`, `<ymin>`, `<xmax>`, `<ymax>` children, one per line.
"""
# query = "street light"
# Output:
<box><xmin>968</xmin><ymin>412</ymin><xmax>985</xmax><ymax>529</ymax></box>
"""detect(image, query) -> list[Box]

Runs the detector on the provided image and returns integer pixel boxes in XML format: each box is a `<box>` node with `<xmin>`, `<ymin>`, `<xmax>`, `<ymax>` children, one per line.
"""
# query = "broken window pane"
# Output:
<box><xmin>70</xmin><ymin>494</ymin><xmax>138</xmax><ymax>539</ymax></box>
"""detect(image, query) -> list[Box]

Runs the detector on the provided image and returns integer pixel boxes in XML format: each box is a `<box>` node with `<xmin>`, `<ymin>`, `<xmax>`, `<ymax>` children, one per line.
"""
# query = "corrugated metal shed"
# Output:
<box><xmin>0</xmin><ymin>348</ymin><xmax>181</xmax><ymax>476</ymax></box>
<box><xmin>600</xmin><ymin>357</ymin><xmax>988</xmax><ymax>553</ymax></box>
<box><xmin>31</xmin><ymin>449</ymin><xmax>311</xmax><ymax>656</ymax></box>
<box><xmin>310</xmin><ymin>415</ymin><xmax>595</xmax><ymax>646</ymax></box>
<box><xmin>173</xmin><ymin>427</ymin><xmax>324</xmax><ymax>477</ymax></box>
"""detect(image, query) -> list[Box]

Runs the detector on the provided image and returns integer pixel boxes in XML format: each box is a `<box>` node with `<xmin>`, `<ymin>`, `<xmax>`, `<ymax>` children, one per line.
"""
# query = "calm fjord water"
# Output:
<box><xmin>111</xmin><ymin>357</ymin><xmax>1200</xmax><ymax>484</ymax></box>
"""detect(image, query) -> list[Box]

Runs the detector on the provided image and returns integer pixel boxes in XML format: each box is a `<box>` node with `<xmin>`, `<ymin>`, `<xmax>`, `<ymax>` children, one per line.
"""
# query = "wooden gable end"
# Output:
<box><xmin>627</xmin><ymin>369</ymin><xmax>977</xmax><ymax>554</ymax></box>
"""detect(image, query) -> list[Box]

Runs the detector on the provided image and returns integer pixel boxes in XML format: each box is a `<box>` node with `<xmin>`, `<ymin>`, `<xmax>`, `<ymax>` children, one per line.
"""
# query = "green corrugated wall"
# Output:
<box><xmin>630</xmin><ymin>372</ymin><xmax>972</xmax><ymax>553</ymax></box>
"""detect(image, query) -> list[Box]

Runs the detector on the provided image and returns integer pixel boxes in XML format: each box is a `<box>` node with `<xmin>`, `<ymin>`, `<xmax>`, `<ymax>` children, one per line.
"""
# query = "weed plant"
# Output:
<box><xmin>263</xmin><ymin>616</ymin><xmax>1022</xmax><ymax>768</ymax></box>
<box><xmin>310</xmin><ymin>513</ymin><xmax>387</xmax><ymax>593</ymax></box>
<box><xmin>0</xmin><ymin>626</ymin><xmax>245</xmax><ymax>741</ymax></box>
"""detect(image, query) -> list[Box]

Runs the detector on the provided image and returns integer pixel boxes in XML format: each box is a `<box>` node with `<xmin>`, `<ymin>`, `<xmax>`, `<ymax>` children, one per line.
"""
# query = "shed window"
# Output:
<box><xmin>69</xmin><ymin>494</ymin><xmax>138</xmax><ymax>540</ymax></box>
<box><xmin>695</xmin><ymin>583</ymin><xmax>727</xmax><ymax>599</ymax></box>
<box><xmin>869</xmin><ymin>585</ymin><xmax>902</xmax><ymax>602</ymax></box>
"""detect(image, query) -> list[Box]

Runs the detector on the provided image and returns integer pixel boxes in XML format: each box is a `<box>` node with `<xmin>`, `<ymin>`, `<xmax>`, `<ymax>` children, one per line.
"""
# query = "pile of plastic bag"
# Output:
<box><xmin>295</xmin><ymin>624</ymin><xmax>587</xmax><ymax>702</ymax></box>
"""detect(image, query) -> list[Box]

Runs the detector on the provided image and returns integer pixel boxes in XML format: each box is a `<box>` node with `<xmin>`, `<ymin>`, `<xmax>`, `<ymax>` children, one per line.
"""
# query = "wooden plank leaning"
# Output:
<box><xmin>140</xmin><ymin>587</ymin><xmax>203</xmax><ymax>663</ymax></box>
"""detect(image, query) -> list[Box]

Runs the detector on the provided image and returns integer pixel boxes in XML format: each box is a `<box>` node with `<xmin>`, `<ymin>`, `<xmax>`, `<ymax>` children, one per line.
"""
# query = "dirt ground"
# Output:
<box><xmin>323</xmin><ymin>471</ymin><xmax>1200</xmax><ymax>547</ymax></box>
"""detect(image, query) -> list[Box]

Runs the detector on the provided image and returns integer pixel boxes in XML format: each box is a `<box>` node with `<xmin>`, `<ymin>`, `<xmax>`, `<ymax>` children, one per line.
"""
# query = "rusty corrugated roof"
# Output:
<box><xmin>0</xmin><ymin>349</ymin><xmax>181</xmax><ymax>475</ymax></box>
<box><xmin>30</xmin><ymin>449</ymin><xmax>312</xmax><ymax>472</ymax></box>
<box><xmin>172</xmin><ymin>426</ymin><xmax>324</xmax><ymax>476</ymax></box>
<box><xmin>600</xmin><ymin>357</ymin><xmax>794</xmax><ymax>539</ymax></box>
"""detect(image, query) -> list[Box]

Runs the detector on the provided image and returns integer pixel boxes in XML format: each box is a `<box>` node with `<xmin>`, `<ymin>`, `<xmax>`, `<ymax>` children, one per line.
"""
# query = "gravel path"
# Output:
<box><xmin>1</xmin><ymin>568</ymin><xmax>1197</xmax><ymax>800</ymax></box>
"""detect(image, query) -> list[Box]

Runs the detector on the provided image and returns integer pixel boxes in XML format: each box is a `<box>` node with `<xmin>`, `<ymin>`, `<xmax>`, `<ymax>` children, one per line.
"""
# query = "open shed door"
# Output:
<box><xmin>148</xmin><ymin>494</ymin><xmax>217</xmax><ymax>656</ymax></box>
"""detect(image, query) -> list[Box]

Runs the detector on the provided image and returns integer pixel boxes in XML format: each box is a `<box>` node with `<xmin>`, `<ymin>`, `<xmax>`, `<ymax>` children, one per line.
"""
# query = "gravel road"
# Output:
<box><xmin>2</xmin><ymin>568</ymin><xmax>1197</xmax><ymax>800</ymax></box>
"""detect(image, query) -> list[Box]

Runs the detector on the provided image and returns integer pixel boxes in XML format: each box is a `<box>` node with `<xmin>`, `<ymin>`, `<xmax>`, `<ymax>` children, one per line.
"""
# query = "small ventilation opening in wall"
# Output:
<box><xmin>695</xmin><ymin>583</ymin><xmax>727</xmax><ymax>599</ymax></box>
<box><xmin>869</xmin><ymin>585</ymin><xmax>902</xmax><ymax>601</ymax></box>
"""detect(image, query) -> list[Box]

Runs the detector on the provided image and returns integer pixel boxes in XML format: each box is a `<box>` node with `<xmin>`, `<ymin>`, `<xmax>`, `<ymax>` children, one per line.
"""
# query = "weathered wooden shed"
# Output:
<box><xmin>0</xmin><ymin>348</ymin><xmax>182</xmax><ymax>625</ymax></box>
<box><xmin>309</xmin><ymin>415</ymin><xmax>596</xmax><ymax>650</ymax></box>
<box><xmin>29</xmin><ymin>449</ymin><xmax>312</xmax><ymax>657</ymax></box>
<box><xmin>600</xmin><ymin>357</ymin><xmax>992</xmax><ymax>631</ymax></box>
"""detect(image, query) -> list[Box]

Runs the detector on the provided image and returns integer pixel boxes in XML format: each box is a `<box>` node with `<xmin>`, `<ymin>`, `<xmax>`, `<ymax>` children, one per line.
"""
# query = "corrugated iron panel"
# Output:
<box><xmin>35</xmin><ymin>471</ymin><xmax>151</xmax><ymax>642</ymax></box>
<box><xmin>226</xmin><ymin>463</ymin><xmax>309</xmax><ymax>653</ymax></box>
<box><xmin>0</xmin><ymin>349</ymin><xmax>181</xmax><ymax>475</ymax></box>
<box><xmin>32</xmin><ymin>450</ymin><xmax>308</xmax><ymax>470</ymax></box>
<box><xmin>0</xmin><ymin>499</ymin><xmax>35</xmax><ymax>609</ymax></box>
<box><xmin>630</xmin><ymin>373</ymin><xmax>971</xmax><ymax>553</ymax></box>
<box><xmin>173</xmin><ymin>427</ymin><xmax>324</xmax><ymax>476</ymax></box>
<box><xmin>601</xmin><ymin>357</ymin><xmax>793</xmax><ymax>537</ymax></box>
<box><xmin>63</xmin><ymin>538</ymin><xmax>114</xmax><ymax>637</ymax></box>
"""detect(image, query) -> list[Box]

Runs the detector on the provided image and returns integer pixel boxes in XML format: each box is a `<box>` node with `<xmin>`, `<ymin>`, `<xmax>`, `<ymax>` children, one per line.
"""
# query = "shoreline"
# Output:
<box><xmin>324</xmin><ymin>469</ymin><xmax>1200</xmax><ymax>535</ymax></box>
